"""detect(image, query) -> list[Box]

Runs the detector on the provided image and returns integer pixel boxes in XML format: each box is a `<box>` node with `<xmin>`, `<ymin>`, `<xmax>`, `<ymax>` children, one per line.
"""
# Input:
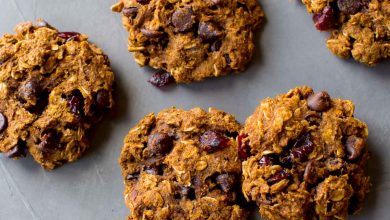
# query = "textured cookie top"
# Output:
<box><xmin>240</xmin><ymin>86</ymin><xmax>370</xmax><ymax>220</ymax></box>
<box><xmin>302</xmin><ymin>0</ymin><xmax>389</xmax><ymax>65</ymax></box>
<box><xmin>119</xmin><ymin>107</ymin><xmax>247</xmax><ymax>219</ymax></box>
<box><xmin>0</xmin><ymin>20</ymin><xmax>114</xmax><ymax>169</ymax></box>
<box><xmin>112</xmin><ymin>0</ymin><xmax>264</xmax><ymax>83</ymax></box>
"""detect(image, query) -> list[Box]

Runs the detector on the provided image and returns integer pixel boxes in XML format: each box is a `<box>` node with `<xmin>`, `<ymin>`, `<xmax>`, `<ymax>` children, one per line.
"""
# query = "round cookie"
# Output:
<box><xmin>0</xmin><ymin>20</ymin><xmax>114</xmax><ymax>170</ymax></box>
<box><xmin>111</xmin><ymin>0</ymin><xmax>264</xmax><ymax>84</ymax></box>
<box><xmin>302</xmin><ymin>0</ymin><xmax>389</xmax><ymax>65</ymax></box>
<box><xmin>240</xmin><ymin>86</ymin><xmax>370</xmax><ymax>219</ymax></box>
<box><xmin>119</xmin><ymin>107</ymin><xmax>247</xmax><ymax>219</ymax></box>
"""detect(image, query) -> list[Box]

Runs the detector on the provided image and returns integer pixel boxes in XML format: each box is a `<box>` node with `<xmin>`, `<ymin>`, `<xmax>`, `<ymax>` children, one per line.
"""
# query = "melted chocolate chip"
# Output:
<box><xmin>95</xmin><ymin>89</ymin><xmax>110</xmax><ymax>109</ymax></box>
<box><xmin>19</xmin><ymin>78</ymin><xmax>40</xmax><ymax>102</ymax></box>
<box><xmin>126</xmin><ymin>172</ymin><xmax>140</xmax><ymax>180</ymax></box>
<box><xmin>209</xmin><ymin>40</ymin><xmax>222</xmax><ymax>52</ymax></box>
<box><xmin>337</xmin><ymin>0</ymin><xmax>364</xmax><ymax>15</ymax></box>
<box><xmin>200</xmin><ymin>130</ymin><xmax>229</xmax><ymax>153</ymax></box>
<box><xmin>123</xmin><ymin>7</ymin><xmax>138</xmax><ymax>19</ymax></box>
<box><xmin>345</xmin><ymin>136</ymin><xmax>365</xmax><ymax>160</ymax></box>
<box><xmin>216</xmin><ymin>174</ymin><xmax>237</xmax><ymax>192</ymax></box>
<box><xmin>307</xmin><ymin>91</ymin><xmax>331</xmax><ymax>112</ymax></box>
<box><xmin>147</xmin><ymin>133</ymin><xmax>174</xmax><ymax>156</ymax></box>
<box><xmin>0</xmin><ymin>112</ymin><xmax>7</xmax><ymax>133</ymax></box>
<box><xmin>137</xmin><ymin>0</ymin><xmax>150</xmax><ymax>5</ymax></box>
<box><xmin>198</xmin><ymin>21</ymin><xmax>224</xmax><ymax>42</ymax></box>
<box><xmin>141</xmin><ymin>28</ymin><xmax>164</xmax><ymax>38</ymax></box>
<box><xmin>172</xmin><ymin>7</ymin><xmax>195</xmax><ymax>32</ymax></box>
<box><xmin>38</xmin><ymin>129</ymin><xmax>61</xmax><ymax>152</ymax></box>
<box><xmin>176</xmin><ymin>186</ymin><xmax>196</xmax><ymax>200</ymax></box>
<box><xmin>5</xmin><ymin>142</ymin><xmax>27</xmax><ymax>159</ymax></box>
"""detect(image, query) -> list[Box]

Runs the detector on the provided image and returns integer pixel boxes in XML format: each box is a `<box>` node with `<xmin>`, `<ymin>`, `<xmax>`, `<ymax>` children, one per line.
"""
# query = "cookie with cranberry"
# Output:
<box><xmin>301</xmin><ymin>0</ymin><xmax>389</xmax><ymax>65</ymax></box>
<box><xmin>240</xmin><ymin>86</ymin><xmax>370</xmax><ymax>219</ymax></box>
<box><xmin>0</xmin><ymin>20</ymin><xmax>114</xmax><ymax>169</ymax></box>
<box><xmin>111</xmin><ymin>0</ymin><xmax>264</xmax><ymax>84</ymax></box>
<box><xmin>119</xmin><ymin>107</ymin><xmax>247</xmax><ymax>219</ymax></box>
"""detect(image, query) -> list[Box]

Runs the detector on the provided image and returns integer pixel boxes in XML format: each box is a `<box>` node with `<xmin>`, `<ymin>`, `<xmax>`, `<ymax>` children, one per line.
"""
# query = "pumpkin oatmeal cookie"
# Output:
<box><xmin>239</xmin><ymin>86</ymin><xmax>371</xmax><ymax>220</ymax></box>
<box><xmin>0</xmin><ymin>20</ymin><xmax>114</xmax><ymax>170</ymax></box>
<box><xmin>302</xmin><ymin>0</ymin><xmax>389</xmax><ymax>65</ymax></box>
<box><xmin>111</xmin><ymin>0</ymin><xmax>264</xmax><ymax>84</ymax></box>
<box><xmin>119</xmin><ymin>107</ymin><xmax>247</xmax><ymax>219</ymax></box>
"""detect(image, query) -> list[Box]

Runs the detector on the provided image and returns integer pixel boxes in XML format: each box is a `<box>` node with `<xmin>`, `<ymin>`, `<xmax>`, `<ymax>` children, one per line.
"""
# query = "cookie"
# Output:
<box><xmin>302</xmin><ymin>0</ymin><xmax>389</xmax><ymax>65</ymax></box>
<box><xmin>240</xmin><ymin>86</ymin><xmax>370</xmax><ymax>219</ymax></box>
<box><xmin>111</xmin><ymin>0</ymin><xmax>264</xmax><ymax>84</ymax></box>
<box><xmin>119</xmin><ymin>107</ymin><xmax>247</xmax><ymax>219</ymax></box>
<box><xmin>0</xmin><ymin>20</ymin><xmax>114</xmax><ymax>170</ymax></box>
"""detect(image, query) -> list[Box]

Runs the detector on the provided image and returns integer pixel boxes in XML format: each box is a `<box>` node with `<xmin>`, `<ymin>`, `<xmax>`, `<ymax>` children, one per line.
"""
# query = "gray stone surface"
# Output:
<box><xmin>0</xmin><ymin>0</ymin><xmax>388</xmax><ymax>219</ymax></box>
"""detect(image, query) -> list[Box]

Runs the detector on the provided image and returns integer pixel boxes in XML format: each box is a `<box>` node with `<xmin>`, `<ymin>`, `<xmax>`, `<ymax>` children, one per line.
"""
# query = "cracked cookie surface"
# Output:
<box><xmin>0</xmin><ymin>20</ymin><xmax>114</xmax><ymax>170</ymax></box>
<box><xmin>302</xmin><ymin>0</ymin><xmax>389</xmax><ymax>65</ymax></box>
<box><xmin>240</xmin><ymin>86</ymin><xmax>370</xmax><ymax>220</ymax></box>
<box><xmin>112</xmin><ymin>0</ymin><xmax>264</xmax><ymax>83</ymax></box>
<box><xmin>119</xmin><ymin>107</ymin><xmax>247</xmax><ymax>219</ymax></box>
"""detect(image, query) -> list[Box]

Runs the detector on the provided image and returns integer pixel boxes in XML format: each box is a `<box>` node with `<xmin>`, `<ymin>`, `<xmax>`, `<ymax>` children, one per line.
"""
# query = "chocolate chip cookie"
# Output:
<box><xmin>119</xmin><ymin>107</ymin><xmax>247</xmax><ymax>219</ymax></box>
<box><xmin>111</xmin><ymin>0</ymin><xmax>264</xmax><ymax>84</ymax></box>
<box><xmin>0</xmin><ymin>20</ymin><xmax>114</xmax><ymax>170</ymax></box>
<box><xmin>240</xmin><ymin>86</ymin><xmax>370</xmax><ymax>219</ymax></box>
<box><xmin>302</xmin><ymin>0</ymin><xmax>389</xmax><ymax>65</ymax></box>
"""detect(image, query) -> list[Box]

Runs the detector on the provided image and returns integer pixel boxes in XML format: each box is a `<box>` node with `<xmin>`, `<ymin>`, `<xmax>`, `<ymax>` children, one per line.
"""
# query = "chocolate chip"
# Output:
<box><xmin>198</xmin><ymin>21</ymin><xmax>224</xmax><ymax>42</ymax></box>
<box><xmin>313</xmin><ymin>6</ymin><xmax>339</xmax><ymax>31</ymax></box>
<box><xmin>141</xmin><ymin>28</ymin><xmax>164</xmax><ymax>38</ymax></box>
<box><xmin>34</xmin><ymin>20</ymin><xmax>49</xmax><ymax>28</ymax></box>
<box><xmin>5</xmin><ymin>142</ymin><xmax>27</xmax><ymax>159</ymax></box>
<box><xmin>0</xmin><ymin>112</ymin><xmax>7</xmax><ymax>133</ymax></box>
<box><xmin>67</xmin><ymin>90</ymin><xmax>84</xmax><ymax>115</ymax></box>
<box><xmin>267</xmin><ymin>169</ymin><xmax>291</xmax><ymax>185</ymax></box>
<box><xmin>172</xmin><ymin>7</ymin><xmax>195</xmax><ymax>32</ymax></box>
<box><xmin>200</xmin><ymin>130</ymin><xmax>229</xmax><ymax>153</ymax></box>
<box><xmin>19</xmin><ymin>79</ymin><xmax>40</xmax><ymax>102</ymax></box>
<box><xmin>147</xmin><ymin>133</ymin><xmax>174</xmax><ymax>156</ymax></box>
<box><xmin>304</xmin><ymin>111</ymin><xmax>322</xmax><ymax>125</ymax></box>
<box><xmin>237</xmin><ymin>133</ymin><xmax>250</xmax><ymax>160</ymax></box>
<box><xmin>58</xmin><ymin>32</ymin><xmax>81</xmax><ymax>41</ymax></box>
<box><xmin>307</xmin><ymin>91</ymin><xmax>331</xmax><ymax>112</ymax></box>
<box><xmin>303</xmin><ymin>160</ymin><xmax>317</xmax><ymax>184</ymax></box>
<box><xmin>38</xmin><ymin>129</ymin><xmax>60</xmax><ymax>152</ymax></box>
<box><xmin>95</xmin><ymin>89</ymin><xmax>110</xmax><ymax>109</ymax></box>
<box><xmin>337</xmin><ymin>0</ymin><xmax>363</xmax><ymax>15</ymax></box>
<box><xmin>148</xmin><ymin>71</ymin><xmax>175</xmax><ymax>87</ymax></box>
<box><xmin>123</xmin><ymin>7</ymin><xmax>138</xmax><ymax>19</ymax></box>
<box><xmin>126</xmin><ymin>172</ymin><xmax>140</xmax><ymax>180</ymax></box>
<box><xmin>136</xmin><ymin>0</ymin><xmax>150</xmax><ymax>5</ymax></box>
<box><xmin>224</xmin><ymin>54</ymin><xmax>231</xmax><ymax>65</ymax></box>
<box><xmin>345</xmin><ymin>136</ymin><xmax>365</xmax><ymax>160</ymax></box>
<box><xmin>209</xmin><ymin>40</ymin><xmax>222</xmax><ymax>52</ymax></box>
<box><xmin>216</xmin><ymin>174</ymin><xmax>237</xmax><ymax>192</ymax></box>
<box><xmin>176</xmin><ymin>186</ymin><xmax>196</xmax><ymax>200</ymax></box>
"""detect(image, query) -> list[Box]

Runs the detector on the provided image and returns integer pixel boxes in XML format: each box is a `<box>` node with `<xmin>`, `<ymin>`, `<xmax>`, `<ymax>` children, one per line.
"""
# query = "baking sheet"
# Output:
<box><xmin>0</xmin><ymin>0</ymin><xmax>389</xmax><ymax>219</ymax></box>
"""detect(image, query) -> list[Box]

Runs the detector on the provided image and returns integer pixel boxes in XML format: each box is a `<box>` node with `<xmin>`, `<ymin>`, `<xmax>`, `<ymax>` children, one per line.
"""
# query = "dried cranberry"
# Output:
<box><xmin>337</xmin><ymin>0</ymin><xmax>363</xmax><ymax>15</ymax></box>
<box><xmin>147</xmin><ymin>133</ymin><xmax>174</xmax><ymax>156</ymax></box>
<box><xmin>313</xmin><ymin>6</ymin><xmax>339</xmax><ymax>31</ymax></box>
<box><xmin>267</xmin><ymin>170</ymin><xmax>291</xmax><ymax>185</ymax></box>
<box><xmin>67</xmin><ymin>90</ymin><xmax>84</xmax><ymax>115</ymax></box>
<box><xmin>148</xmin><ymin>71</ymin><xmax>175</xmax><ymax>87</ymax></box>
<box><xmin>58</xmin><ymin>32</ymin><xmax>80</xmax><ymax>41</ymax></box>
<box><xmin>200</xmin><ymin>130</ymin><xmax>229</xmax><ymax>153</ymax></box>
<box><xmin>259</xmin><ymin>154</ymin><xmax>278</xmax><ymax>166</ymax></box>
<box><xmin>290</xmin><ymin>134</ymin><xmax>314</xmax><ymax>161</ymax></box>
<box><xmin>0</xmin><ymin>112</ymin><xmax>8</xmax><ymax>133</ymax></box>
<box><xmin>237</xmin><ymin>134</ymin><xmax>250</xmax><ymax>160</ymax></box>
<box><xmin>136</xmin><ymin>0</ymin><xmax>150</xmax><ymax>5</ymax></box>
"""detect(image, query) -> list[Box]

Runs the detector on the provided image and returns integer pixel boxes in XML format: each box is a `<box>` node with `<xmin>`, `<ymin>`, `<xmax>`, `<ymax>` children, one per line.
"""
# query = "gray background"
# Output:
<box><xmin>0</xmin><ymin>0</ymin><xmax>389</xmax><ymax>219</ymax></box>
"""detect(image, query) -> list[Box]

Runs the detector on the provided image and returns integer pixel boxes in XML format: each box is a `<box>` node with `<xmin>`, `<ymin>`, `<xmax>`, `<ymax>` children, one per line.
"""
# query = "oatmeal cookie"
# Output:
<box><xmin>111</xmin><ymin>0</ymin><xmax>264</xmax><ymax>84</ymax></box>
<box><xmin>302</xmin><ymin>0</ymin><xmax>389</xmax><ymax>65</ymax></box>
<box><xmin>119</xmin><ymin>107</ymin><xmax>247</xmax><ymax>219</ymax></box>
<box><xmin>0</xmin><ymin>20</ymin><xmax>114</xmax><ymax>170</ymax></box>
<box><xmin>240</xmin><ymin>86</ymin><xmax>370</xmax><ymax>220</ymax></box>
